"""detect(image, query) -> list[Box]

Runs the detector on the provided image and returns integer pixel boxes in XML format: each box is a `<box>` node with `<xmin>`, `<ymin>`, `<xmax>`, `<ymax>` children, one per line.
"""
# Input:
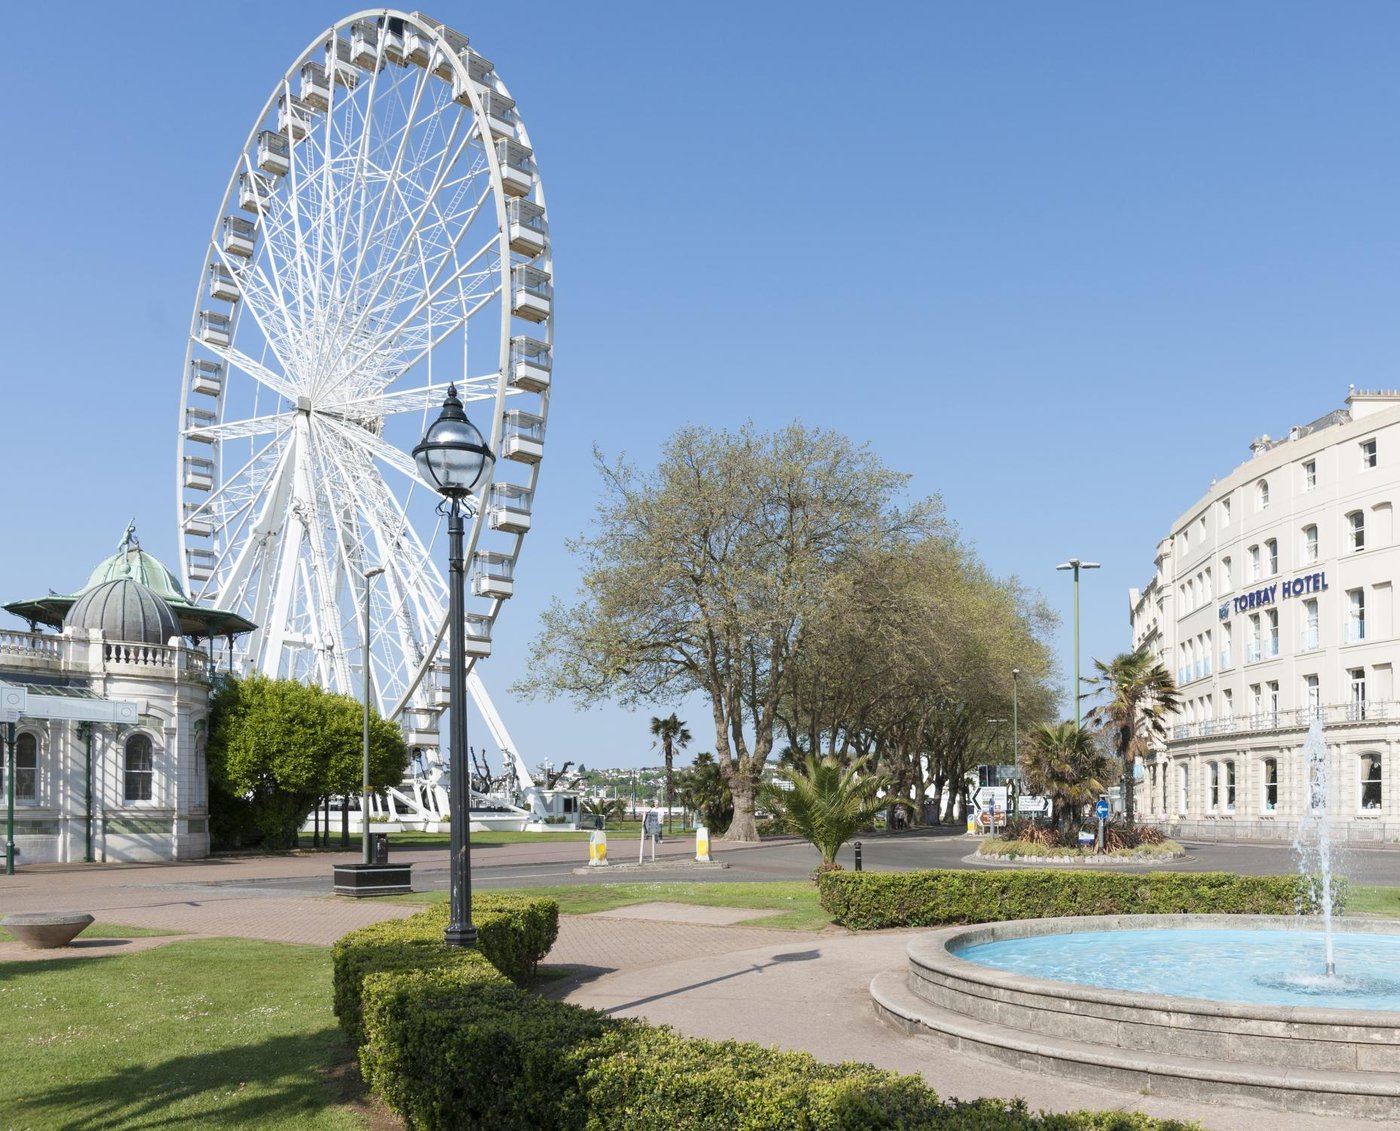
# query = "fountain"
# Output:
<box><xmin>871</xmin><ymin>724</ymin><xmax>1400</xmax><ymax>1117</ymax></box>
<box><xmin>1294</xmin><ymin>717</ymin><xmax>1338</xmax><ymax>977</ymax></box>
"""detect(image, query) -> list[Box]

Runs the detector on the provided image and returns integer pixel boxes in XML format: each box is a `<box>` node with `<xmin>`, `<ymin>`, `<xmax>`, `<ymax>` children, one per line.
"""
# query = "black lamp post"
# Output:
<box><xmin>413</xmin><ymin>384</ymin><xmax>494</xmax><ymax>947</ymax></box>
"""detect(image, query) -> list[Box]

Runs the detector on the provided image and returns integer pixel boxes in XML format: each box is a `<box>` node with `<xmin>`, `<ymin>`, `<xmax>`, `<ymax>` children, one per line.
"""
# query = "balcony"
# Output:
<box><xmin>1166</xmin><ymin>699</ymin><xmax>1400</xmax><ymax>742</ymax></box>
<box><xmin>0</xmin><ymin>628</ymin><xmax>209</xmax><ymax>683</ymax></box>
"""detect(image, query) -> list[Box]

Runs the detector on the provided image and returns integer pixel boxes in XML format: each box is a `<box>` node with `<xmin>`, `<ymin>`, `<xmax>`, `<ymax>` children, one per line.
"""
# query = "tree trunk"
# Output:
<box><xmin>1123</xmin><ymin>753</ymin><xmax>1136</xmax><ymax>826</ymax></box>
<box><xmin>725</xmin><ymin>773</ymin><xmax>760</xmax><ymax>841</ymax></box>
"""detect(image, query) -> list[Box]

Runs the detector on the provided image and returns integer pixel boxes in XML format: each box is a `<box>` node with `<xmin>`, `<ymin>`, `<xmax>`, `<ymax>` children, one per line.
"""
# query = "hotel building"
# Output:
<box><xmin>1130</xmin><ymin>390</ymin><xmax>1400</xmax><ymax>842</ymax></box>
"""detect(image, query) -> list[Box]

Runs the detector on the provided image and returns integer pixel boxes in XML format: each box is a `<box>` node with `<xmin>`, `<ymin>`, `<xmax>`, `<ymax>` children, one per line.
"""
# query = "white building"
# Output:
<box><xmin>1</xmin><ymin>526</ymin><xmax>252</xmax><ymax>863</ymax></box>
<box><xmin>1130</xmin><ymin>390</ymin><xmax>1400</xmax><ymax>842</ymax></box>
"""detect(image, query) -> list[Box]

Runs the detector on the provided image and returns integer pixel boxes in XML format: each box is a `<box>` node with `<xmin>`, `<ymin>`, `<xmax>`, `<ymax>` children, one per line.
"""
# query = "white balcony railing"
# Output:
<box><xmin>1167</xmin><ymin>700</ymin><xmax>1399</xmax><ymax>741</ymax></box>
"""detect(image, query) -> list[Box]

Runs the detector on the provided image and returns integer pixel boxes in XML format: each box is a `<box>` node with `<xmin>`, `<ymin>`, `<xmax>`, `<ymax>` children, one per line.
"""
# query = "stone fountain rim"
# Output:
<box><xmin>915</xmin><ymin>913</ymin><xmax>1400</xmax><ymax>1027</ymax></box>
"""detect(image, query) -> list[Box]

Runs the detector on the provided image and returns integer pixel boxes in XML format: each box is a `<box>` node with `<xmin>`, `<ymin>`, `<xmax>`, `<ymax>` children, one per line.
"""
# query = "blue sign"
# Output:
<box><xmin>1095</xmin><ymin>799</ymin><xmax>1110</xmax><ymax>821</ymax></box>
<box><xmin>1222</xmin><ymin>572</ymin><xmax>1327</xmax><ymax>619</ymax></box>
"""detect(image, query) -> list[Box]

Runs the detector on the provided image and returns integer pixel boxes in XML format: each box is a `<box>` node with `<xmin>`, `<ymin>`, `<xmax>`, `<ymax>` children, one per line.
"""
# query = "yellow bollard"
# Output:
<box><xmin>588</xmin><ymin>830</ymin><xmax>608</xmax><ymax>866</ymax></box>
<box><xmin>695</xmin><ymin>824</ymin><xmax>710</xmax><ymax>863</ymax></box>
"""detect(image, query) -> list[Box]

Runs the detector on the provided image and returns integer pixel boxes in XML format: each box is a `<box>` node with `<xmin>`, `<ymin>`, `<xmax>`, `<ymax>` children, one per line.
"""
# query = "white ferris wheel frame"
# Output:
<box><xmin>175</xmin><ymin>10</ymin><xmax>552</xmax><ymax>748</ymax></box>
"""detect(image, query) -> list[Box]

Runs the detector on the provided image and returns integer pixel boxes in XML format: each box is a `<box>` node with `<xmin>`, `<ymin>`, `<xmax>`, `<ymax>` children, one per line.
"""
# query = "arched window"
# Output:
<box><xmin>1361</xmin><ymin>753</ymin><xmax>1382</xmax><ymax>810</ymax></box>
<box><xmin>1302</xmin><ymin>524</ymin><xmax>1319</xmax><ymax>564</ymax></box>
<box><xmin>1348</xmin><ymin>510</ymin><xmax>1365</xmax><ymax>552</ymax></box>
<box><xmin>14</xmin><ymin>732</ymin><xmax>37</xmax><ymax>802</ymax></box>
<box><xmin>124</xmin><ymin>734</ymin><xmax>154</xmax><ymax>802</ymax></box>
<box><xmin>1256</xmin><ymin>480</ymin><xmax>1270</xmax><ymax>512</ymax></box>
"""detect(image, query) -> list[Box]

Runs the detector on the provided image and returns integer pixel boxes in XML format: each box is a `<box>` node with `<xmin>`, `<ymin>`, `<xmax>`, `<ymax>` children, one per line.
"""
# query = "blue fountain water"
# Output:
<box><xmin>954</xmin><ymin>927</ymin><xmax>1400</xmax><ymax>1010</ymax></box>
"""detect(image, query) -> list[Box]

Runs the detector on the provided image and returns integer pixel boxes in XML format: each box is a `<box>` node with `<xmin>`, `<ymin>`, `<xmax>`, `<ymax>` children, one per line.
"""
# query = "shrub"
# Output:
<box><xmin>360</xmin><ymin>975</ymin><xmax>612</xmax><ymax>1130</ymax></box>
<box><xmin>817</xmin><ymin>869</ymin><xmax>1343</xmax><ymax>931</ymax></box>
<box><xmin>332</xmin><ymin>894</ymin><xmax>558</xmax><ymax>1044</ymax></box>
<box><xmin>579</xmin><ymin>1026</ymin><xmax>947</xmax><ymax>1130</ymax></box>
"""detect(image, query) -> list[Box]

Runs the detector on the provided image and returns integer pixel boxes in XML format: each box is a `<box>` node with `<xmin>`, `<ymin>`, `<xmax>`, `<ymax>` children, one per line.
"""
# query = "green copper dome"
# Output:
<box><xmin>81</xmin><ymin>522</ymin><xmax>190</xmax><ymax>605</ymax></box>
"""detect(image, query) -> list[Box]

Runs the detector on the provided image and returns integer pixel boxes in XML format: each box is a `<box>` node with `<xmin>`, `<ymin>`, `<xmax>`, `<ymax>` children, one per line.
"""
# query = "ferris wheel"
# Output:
<box><xmin>175</xmin><ymin>10</ymin><xmax>552</xmax><ymax>748</ymax></box>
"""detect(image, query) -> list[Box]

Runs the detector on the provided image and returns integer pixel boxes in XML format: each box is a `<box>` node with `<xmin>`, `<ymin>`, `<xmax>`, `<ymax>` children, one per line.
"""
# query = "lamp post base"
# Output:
<box><xmin>443</xmin><ymin>924</ymin><xmax>477</xmax><ymax>948</ymax></box>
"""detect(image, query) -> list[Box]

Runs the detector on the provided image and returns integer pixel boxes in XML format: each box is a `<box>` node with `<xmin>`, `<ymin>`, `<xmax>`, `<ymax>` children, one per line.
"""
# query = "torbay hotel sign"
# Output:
<box><xmin>1219</xmin><ymin>571</ymin><xmax>1328</xmax><ymax>620</ymax></box>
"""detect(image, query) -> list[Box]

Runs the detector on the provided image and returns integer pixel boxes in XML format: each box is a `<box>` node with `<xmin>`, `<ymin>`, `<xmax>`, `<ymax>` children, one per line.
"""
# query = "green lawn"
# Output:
<box><xmin>0</xmin><ymin>939</ymin><xmax>365</xmax><ymax>1130</ymax></box>
<box><xmin>390</xmin><ymin>820</ymin><xmax>669</xmax><ymax>846</ymax></box>
<box><xmin>0</xmin><ymin>922</ymin><xmax>180</xmax><ymax>944</ymax></box>
<box><xmin>1346</xmin><ymin>885</ymin><xmax>1400</xmax><ymax>918</ymax></box>
<box><xmin>395</xmin><ymin>880</ymin><xmax>834</xmax><ymax>931</ymax></box>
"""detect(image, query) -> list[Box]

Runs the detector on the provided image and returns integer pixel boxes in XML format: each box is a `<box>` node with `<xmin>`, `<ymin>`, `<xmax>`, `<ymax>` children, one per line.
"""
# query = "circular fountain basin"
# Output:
<box><xmin>871</xmin><ymin>914</ymin><xmax>1400</xmax><ymax>1119</ymax></box>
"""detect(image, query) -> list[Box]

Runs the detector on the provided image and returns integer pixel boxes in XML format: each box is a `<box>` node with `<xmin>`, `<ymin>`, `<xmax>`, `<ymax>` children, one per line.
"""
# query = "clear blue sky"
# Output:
<box><xmin>2</xmin><ymin>2</ymin><xmax>1397</xmax><ymax>769</ymax></box>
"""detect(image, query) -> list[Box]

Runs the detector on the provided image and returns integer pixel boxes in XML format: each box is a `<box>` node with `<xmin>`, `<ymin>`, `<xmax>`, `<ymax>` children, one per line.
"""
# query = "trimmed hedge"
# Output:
<box><xmin>818</xmin><ymin>868</ymin><xmax>1344</xmax><ymax>931</ymax></box>
<box><xmin>357</xmin><ymin>974</ymin><xmax>1201</xmax><ymax>1131</ymax></box>
<box><xmin>331</xmin><ymin>893</ymin><xmax>559</xmax><ymax>1045</ymax></box>
<box><xmin>361</xmin><ymin>972</ymin><xmax>612</xmax><ymax>1129</ymax></box>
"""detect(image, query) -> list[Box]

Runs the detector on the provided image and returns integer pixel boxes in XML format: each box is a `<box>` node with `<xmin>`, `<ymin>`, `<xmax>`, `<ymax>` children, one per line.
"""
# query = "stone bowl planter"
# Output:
<box><xmin>2</xmin><ymin>912</ymin><xmax>95</xmax><ymax>949</ymax></box>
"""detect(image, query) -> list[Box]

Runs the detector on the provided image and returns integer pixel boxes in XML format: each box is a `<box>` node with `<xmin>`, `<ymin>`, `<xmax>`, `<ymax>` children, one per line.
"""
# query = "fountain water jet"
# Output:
<box><xmin>1294</xmin><ymin>718</ymin><xmax>1338</xmax><ymax>977</ymax></box>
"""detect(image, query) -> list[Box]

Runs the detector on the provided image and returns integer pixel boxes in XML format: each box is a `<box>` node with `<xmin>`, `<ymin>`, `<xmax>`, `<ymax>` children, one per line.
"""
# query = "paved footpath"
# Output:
<box><xmin>0</xmin><ymin>850</ymin><xmax>1388</xmax><ymax>1130</ymax></box>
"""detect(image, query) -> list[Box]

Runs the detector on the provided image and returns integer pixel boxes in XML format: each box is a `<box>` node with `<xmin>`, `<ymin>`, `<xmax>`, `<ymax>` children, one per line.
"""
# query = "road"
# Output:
<box><xmin>202</xmin><ymin>825</ymin><xmax>1400</xmax><ymax>896</ymax></box>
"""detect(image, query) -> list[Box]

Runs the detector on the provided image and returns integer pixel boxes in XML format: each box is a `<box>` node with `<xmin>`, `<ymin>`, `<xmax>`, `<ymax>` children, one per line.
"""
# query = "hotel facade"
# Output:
<box><xmin>1130</xmin><ymin>390</ymin><xmax>1400</xmax><ymax>842</ymax></box>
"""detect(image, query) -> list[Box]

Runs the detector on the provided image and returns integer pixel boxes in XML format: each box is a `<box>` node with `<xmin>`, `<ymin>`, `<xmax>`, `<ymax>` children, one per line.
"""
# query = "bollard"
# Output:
<box><xmin>853</xmin><ymin>841</ymin><xmax>863</xmax><ymax>872</ymax></box>
<box><xmin>695</xmin><ymin>824</ymin><xmax>710</xmax><ymax>863</ymax></box>
<box><xmin>588</xmin><ymin>829</ymin><xmax>608</xmax><ymax>867</ymax></box>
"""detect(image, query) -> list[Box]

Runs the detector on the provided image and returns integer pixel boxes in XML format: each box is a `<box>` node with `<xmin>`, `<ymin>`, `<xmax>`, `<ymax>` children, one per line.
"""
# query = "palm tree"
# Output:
<box><xmin>761</xmin><ymin>753</ymin><xmax>887</xmax><ymax>871</ymax></box>
<box><xmin>675</xmin><ymin>752</ymin><xmax>732</xmax><ymax>833</ymax></box>
<box><xmin>581</xmin><ymin>796</ymin><xmax>627</xmax><ymax>826</ymax></box>
<box><xmin>1021</xmin><ymin>722</ymin><xmax>1117</xmax><ymax>830</ymax></box>
<box><xmin>650</xmin><ymin>713</ymin><xmax>691</xmax><ymax>833</ymax></box>
<box><xmin>1084</xmin><ymin>647</ymin><xmax>1181</xmax><ymax>825</ymax></box>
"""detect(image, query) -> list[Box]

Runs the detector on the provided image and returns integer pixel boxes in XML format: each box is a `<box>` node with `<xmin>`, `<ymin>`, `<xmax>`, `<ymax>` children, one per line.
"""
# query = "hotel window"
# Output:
<box><xmin>1304</xmin><ymin>673</ymin><xmax>1320</xmax><ymax>718</ymax></box>
<box><xmin>1179</xmin><ymin>764</ymin><xmax>1190</xmax><ymax>815</ymax></box>
<box><xmin>1208</xmin><ymin>762</ymin><xmax>1220</xmax><ymax>811</ymax></box>
<box><xmin>124</xmin><ymin>734</ymin><xmax>154</xmax><ymax>803</ymax></box>
<box><xmin>1225</xmin><ymin>761</ymin><xmax>1236</xmax><ymax>811</ymax></box>
<box><xmin>1265</xmin><ymin>538</ymin><xmax>1278</xmax><ymax>575</ymax></box>
<box><xmin>1222</xmin><ymin>687</ymin><xmax>1233</xmax><ymax>719</ymax></box>
<box><xmin>1302</xmin><ymin>598</ymin><xmax>1319</xmax><ymax>651</ymax></box>
<box><xmin>1362</xmin><ymin>439</ymin><xmax>1378</xmax><ymax>469</ymax></box>
<box><xmin>1247</xmin><ymin>613</ymin><xmax>1262</xmax><ymax>662</ymax></box>
<box><xmin>12</xmin><ymin>732</ymin><xmax>38</xmax><ymax>802</ymax></box>
<box><xmin>1361</xmin><ymin>753</ymin><xmax>1382</xmax><ymax>809</ymax></box>
<box><xmin>1247</xmin><ymin>545</ymin><xmax>1261</xmax><ymax>582</ymax></box>
<box><xmin>1265</xmin><ymin>609</ymin><xmax>1279</xmax><ymax>657</ymax></box>
<box><xmin>1249</xmin><ymin>682</ymin><xmax>1263</xmax><ymax>719</ymax></box>
<box><xmin>1197</xmin><ymin>516</ymin><xmax>1207</xmax><ymax>543</ymax></box>
<box><xmin>1348</xmin><ymin>510</ymin><xmax>1365</xmax><ymax>552</ymax></box>
<box><xmin>1263</xmin><ymin>758</ymin><xmax>1279</xmax><ymax>811</ymax></box>
<box><xmin>1302</xmin><ymin>459</ymin><xmax>1317</xmax><ymax>491</ymax></box>
<box><xmin>1185</xmin><ymin>579</ymin><xmax>1195</xmax><ymax>611</ymax></box>
<box><xmin>1220</xmin><ymin>622</ymin><xmax>1232</xmax><ymax>669</ymax></box>
<box><xmin>1303</xmin><ymin>524</ymin><xmax>1319</xmax><ymax>564</ymax></box>
<box><xmin>1266</xmin><ymin>680</ymin><xmax>1279</xmax><ymax>721</ymax></box>
<box><xmin>1220</xmin><ymin>497</ymin><xmax>1231</xmax><ymax>527</ymax></box>
<box><xmin>1349</xmin><ymin>667</ymin><xmax>1367</xmax><ymax>720</ymax></box>
<box><xmin>1203</xmin><ymin>567</ymin><xmax>1213</xmax><ymax>602</ymax></box>
<box><xmin>1256</xmin><ymin>480</ymin><xmax>1270</xmax><ymax>511</ymax></box>
<box><xmin>1347</xmin><ymin>588</ymin><xmax>1366</xmax><ymax>643</ymax></box>
<box><xmin>1221</xmin><ymin>556</ymin><xmax>1232</xmax><ymax>589</ymax></box>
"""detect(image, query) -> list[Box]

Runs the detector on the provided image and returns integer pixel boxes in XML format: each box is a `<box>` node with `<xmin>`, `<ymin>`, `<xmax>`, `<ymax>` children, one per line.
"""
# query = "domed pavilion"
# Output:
<box><xmin>0</xmin><ymin>524</ymin><xmax>254</xmax><ymax>864</ymax></box>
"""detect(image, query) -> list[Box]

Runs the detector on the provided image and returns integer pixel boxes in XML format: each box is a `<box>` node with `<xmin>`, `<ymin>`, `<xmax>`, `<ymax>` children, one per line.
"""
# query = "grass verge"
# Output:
<box><xmin>1345</xmin><ymin>885</ymin><xmax>1400</xmax><ymax>918</ymax></box>
<box><xmin>975</xmin><ymin>839</ymin><xmax>1185</xmax><ymax>861</ymax></box>
<box><xmin>0</xmin><ymin>923</ymin><xmax>182</xmax><ymax>944</ymax></box>
<box><xmin>392</xmin><ymin>881</ymin><xmax>833</xmax><ymax>930</ymax></box>
<box><xmin>0</xmin><ymin>938</ymin><xmax>365</xmax><ymax>1130</ymax></box>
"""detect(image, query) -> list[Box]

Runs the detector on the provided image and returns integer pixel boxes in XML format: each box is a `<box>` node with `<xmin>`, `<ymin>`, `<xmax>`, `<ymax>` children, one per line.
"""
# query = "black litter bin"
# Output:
<box><xmin>372</xmin><ymin>833</ymin><xmax>389</xmax><ymax>865</ymax></box>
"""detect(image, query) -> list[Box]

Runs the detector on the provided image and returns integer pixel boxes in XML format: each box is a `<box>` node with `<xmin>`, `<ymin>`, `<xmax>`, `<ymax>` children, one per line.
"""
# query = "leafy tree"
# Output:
<box><xmin>516</xmin><ymin>423</ymin><xmax>934</xmax><ymax>840</ymax></box>
<box><xmin>673</xmin><ymin>752</ymin><xmax>733</xmax><ymax>834</ymax></box>
<box><xmin>207</xmin><ymin>674</ymin><xmax>408</xmax><ymax>849</ymax></box>
<box><xmin>1084</xmin><ymin>647</ymin><xmax>1181</xmax><ymax>824</ymax></box>
<box><xmin>761</xmin><ymin>753</ymin><xmax>887</xmax><ymax>871</ymax></box>
<box><xmin>649</xmin><ymin>713</ymin><xmax>691</xmax><ymax>833</ymax></box>
<box><xmin>1020</xmin><ymin>721</ymin><xmax>1117</xmax><ymax>830</ymax></box>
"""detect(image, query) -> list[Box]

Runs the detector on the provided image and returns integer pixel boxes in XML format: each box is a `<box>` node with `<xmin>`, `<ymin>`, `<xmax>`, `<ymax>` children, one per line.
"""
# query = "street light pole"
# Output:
<box><xmin>1056</xmin><ymin>559</ymin><xmax>1100</xmax><ymax>725</ymax></box>
<box><xmin>361</xmin><ymin>566</ymin><xmax>385</xmax><ymax>864</ymax></box>
<box><xmin>414</xmin><ymin>384</ymin><xmax>494</xmax><ymax>948</ymax></box>
<box><xmin>1011</xmin><ymin>668</ymin><xmax>1021</xmax><ymax>817</ymax></box>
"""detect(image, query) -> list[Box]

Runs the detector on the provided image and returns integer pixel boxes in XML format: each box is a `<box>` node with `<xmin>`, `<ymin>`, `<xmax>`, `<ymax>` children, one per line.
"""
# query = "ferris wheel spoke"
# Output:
<box><xmin>330</xmin><ymin>375</ymin><xmax>497</xmax><ymax>418</ymax></box>
<box><xmin>217</xmin><ymin>345</ymin><xmax>303</xmax><ymax>403</ymax></box>
<box><xmin>198</xmin><ymin>409</ymin><xmax>295</xmax><ymax>444</ymax></box>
